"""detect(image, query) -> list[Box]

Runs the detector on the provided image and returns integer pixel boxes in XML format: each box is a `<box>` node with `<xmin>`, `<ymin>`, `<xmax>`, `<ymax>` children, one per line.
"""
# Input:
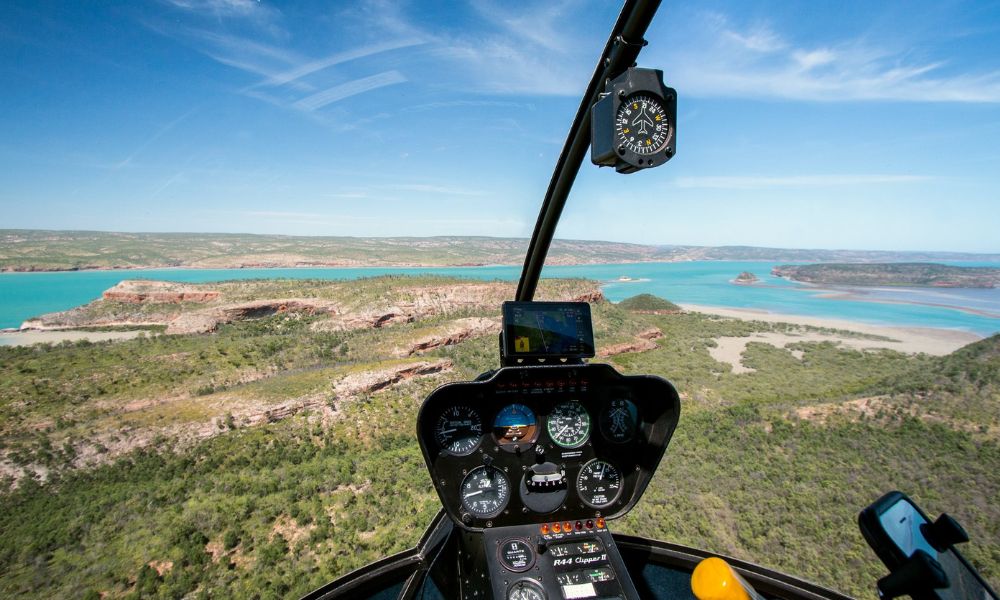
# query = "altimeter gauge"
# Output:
<box><xmin>434</xmin><ymin>405</ymin><xmax>482</xmax><ymax>456</ymax></box>
<box><xmin>576</xmin><ymin>459</ymin><xmax>623</xmax><ymax>509</ymax></box>
<box><xmin>461</xmin><ymin>465</ymin><xmax>511</xmax><ymax>518</ymax></box>
<box><xmin>547</xmin><ymin>401</ymin><xmax>591</xmax><ymax>448</ymax></box>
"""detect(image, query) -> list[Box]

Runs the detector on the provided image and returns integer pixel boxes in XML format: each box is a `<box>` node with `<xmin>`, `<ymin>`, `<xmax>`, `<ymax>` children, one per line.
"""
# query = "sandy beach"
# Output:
<box><xmin>680</xmin><ymin>303</ymin><xmax>983</xmax><ymax>374</ymax></box>
<box><xmin>0</xmin><ymin>329</ymin><xmax>154</xmax><ymax>347</ymax></box>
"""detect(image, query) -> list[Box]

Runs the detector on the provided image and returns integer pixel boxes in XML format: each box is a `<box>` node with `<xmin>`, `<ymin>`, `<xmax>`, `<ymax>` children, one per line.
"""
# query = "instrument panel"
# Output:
<box><xmin>416</xmin><ymin>363</ymin><xmax>680</xmax><ymax>531</ymax></box>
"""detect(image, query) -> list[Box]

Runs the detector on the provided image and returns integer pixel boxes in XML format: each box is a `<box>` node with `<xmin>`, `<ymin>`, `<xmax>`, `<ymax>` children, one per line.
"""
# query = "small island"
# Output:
<box><xmin>772</xmin><ymin>262</ymin><xmax>1000</xmax><ymax>288</ymax></box>
<box><xmin>732</xmin><ymin>271</ymin><xmax>760</xmax><ymax>285</ymax></box>
<box><xmin>617</xmin><ymin>293</ymin><xmax>681</xmax><ymax>313</ymax></box>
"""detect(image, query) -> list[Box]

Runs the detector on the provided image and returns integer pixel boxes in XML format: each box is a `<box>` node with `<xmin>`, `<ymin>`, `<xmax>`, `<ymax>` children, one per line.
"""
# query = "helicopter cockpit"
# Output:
<box><xmin>300</xmin><ymin>1</ymin><xmax>998</xmax><ymax>599</ymax></box>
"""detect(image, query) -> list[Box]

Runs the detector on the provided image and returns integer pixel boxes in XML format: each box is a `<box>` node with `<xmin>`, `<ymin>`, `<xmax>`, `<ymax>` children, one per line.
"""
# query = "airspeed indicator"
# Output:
<box><xmin>547</xmin><ymin>401</ymin><xmax>590</xmax><ymax>448</ymax></box>
<box><xmin>434</xmin><ymin>405</ymin><xmax>482</xmax><ymax>456</ymax></box>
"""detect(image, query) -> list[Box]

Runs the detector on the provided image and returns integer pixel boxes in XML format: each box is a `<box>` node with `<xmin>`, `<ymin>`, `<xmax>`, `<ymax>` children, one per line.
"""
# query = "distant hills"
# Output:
<box><xmin>774</xmin><ymin>263</ymin><xmax>1000</xmax><ymax>288</ymax></box>
<box><xmin>2</xmin><ymin>229</ymin><xmax>999</xmax><ymax>272</ymax></box>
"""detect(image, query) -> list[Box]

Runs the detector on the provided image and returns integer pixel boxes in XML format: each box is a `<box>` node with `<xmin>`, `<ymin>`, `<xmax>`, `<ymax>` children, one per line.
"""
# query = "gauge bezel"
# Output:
<box><xmin>599</xmin><ymin>398</ymin><xmax>639</xmax><ymax>444</ymax></box>
<box><xmin>434</xmin><ymin>405</ymin><xmax>483</xmax><ymax>456</ymax></box>
<box><xmin>493</xmin><ymin>403</ymin><xmax>540</xmax><ymax>449</ymax></box>
<box><xmin>506</xmin><ymin>578</ymin><xmax>546</xmax><ymax>600</ymax></box>
<box><xmin>614</xmin><ymin>93</ymin><xmax>672</xmax><ymax>156</ymax></box>
<box><xmin>460</xmin><ymin>465</ymin><xmax>511</xmax><ymax>518</ymax></box>
<box><xmin>546</xmin><ymin>400</ymin><xmax>591</xmax><ymax>449</ymax></box>
<box><xmin>576</xmin><ymin>459</ymin><xmax>623</xmax><ymax>509</ymax></box>
<box><xmin>497</xmin><ymin>538</ymin><xmax>536</xmax><ymax>573</ymax></box>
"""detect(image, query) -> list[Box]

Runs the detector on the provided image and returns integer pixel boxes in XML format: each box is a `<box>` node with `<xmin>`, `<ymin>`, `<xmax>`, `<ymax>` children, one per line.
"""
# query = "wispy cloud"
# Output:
<box><xmin>385</xmin><ymin>183</ymin><xmax>488</xmax><ymax>196</ymax></box>
<box><xmin>161</xmin><ymin>0</ymin><xmax>282</xmax><ymax>28</ymax></box>
<box><xmin>249</xmin><ymin>38</ymin><xmax>425</xmax><ymax>90</ymax></box>
<box><xmin>675</xmin><ymin>174</ymin><xmax>933</xmax><ymax>190</ymax></box>
<box><xmin>293</xmin><ymin>70</ymin><xmax>407</xmax><ymax>112</ymax></box>
<box><xmin>113</xmin><ymin>108</ymin><xmax>199</xmax><ymax>170</ymax></box>
<box><xmin>659</xmin><ymin>11</ymin><xmax>1000</xmax><ymax>103</ymax></box>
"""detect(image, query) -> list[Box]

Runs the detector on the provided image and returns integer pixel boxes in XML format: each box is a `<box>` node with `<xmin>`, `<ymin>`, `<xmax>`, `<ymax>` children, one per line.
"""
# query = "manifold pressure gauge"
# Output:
<box><xmin>591</xmin><ymin>67</ymin><xmax>676</xmax><ymax>174</ymax></box>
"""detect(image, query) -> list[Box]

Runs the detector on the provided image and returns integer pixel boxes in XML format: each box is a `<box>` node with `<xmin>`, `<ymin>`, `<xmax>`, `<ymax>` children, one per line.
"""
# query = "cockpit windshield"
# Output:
<box><xmin>1</xmin><ymin>2</ymin><xmax>998</xmax><ymax>599</ymax></box>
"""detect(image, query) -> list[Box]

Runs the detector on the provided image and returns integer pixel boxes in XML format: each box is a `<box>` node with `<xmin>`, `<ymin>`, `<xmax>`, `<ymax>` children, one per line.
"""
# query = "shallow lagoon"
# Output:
<box><xmin>2</xmin><ymin>261</ymin><xmax>999</xmax><ymax>335</ymax></box>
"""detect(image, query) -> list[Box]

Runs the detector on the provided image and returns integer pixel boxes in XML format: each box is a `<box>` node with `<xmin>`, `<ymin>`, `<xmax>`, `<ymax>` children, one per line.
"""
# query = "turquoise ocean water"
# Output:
<box><xmin>2</xmin><ymin>262</ymin><xmax>999</xmax><ymax>335</ymax></box>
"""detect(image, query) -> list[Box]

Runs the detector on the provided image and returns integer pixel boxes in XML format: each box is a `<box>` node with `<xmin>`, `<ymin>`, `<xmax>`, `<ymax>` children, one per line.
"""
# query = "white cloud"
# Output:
<box><xmin>293</xmin><ymin>71</ymin><xmax>407</xmax><ymax>112</ymax></box>
<box><xmin>656</xmin><ymin>11</ymin><xmax>1000</xmax><ymax>103</ymax></box>
<box><xmin>250</xmin><ymin>38</ymin><xmax>426</xmax><ymax>90</ymax></box>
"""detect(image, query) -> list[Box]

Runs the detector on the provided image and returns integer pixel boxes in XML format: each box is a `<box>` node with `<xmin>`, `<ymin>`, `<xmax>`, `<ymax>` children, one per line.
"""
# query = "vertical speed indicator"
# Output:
<box><xmin>576</xmin><ymin>459</ymin><xmax>623</xmax><ymax>509</ymax></box>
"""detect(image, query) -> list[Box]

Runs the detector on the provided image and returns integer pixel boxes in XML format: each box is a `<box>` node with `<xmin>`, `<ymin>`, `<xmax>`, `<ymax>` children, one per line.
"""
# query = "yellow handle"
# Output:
<box><xmin>691</xmin><ymin>557</ymin><xmax>758</xmax><ymax>600</ymax></box>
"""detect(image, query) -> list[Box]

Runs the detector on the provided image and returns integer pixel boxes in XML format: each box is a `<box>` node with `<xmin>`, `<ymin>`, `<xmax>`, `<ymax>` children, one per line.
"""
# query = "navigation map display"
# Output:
<box><xmin>502</xmin><ymin>301</ymin><xmax>595</xmax><ymax>359</ymax></box>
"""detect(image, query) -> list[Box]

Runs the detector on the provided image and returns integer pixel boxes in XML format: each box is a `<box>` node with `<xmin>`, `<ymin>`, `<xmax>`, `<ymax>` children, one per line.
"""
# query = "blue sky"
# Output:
<box><xmin>1</xmin><ymin>0</ymin><xmax>999</xmax><ymax>252</ymax></box>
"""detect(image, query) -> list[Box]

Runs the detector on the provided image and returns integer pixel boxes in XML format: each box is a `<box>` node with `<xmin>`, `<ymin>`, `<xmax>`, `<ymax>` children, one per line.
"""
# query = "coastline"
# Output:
<box><xmin>679</xmin><ymin>303</ymin><xmax>983</xmax><ymax>356</ymax></box>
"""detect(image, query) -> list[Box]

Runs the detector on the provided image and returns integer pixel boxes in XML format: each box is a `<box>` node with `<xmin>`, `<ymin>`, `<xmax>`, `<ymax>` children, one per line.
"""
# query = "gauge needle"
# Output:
<box><xmin>464</xmin><ymin>490</ymin><xmax>484</xmax><ymax>498</ymax></box>
<box><xmin>558</xmin><ymin>424</ymin><xmax>569</xmax><ymax>436</ymax></box>
<box><xmin>438</xmin><ymin>428</ymin><xmax>456</xmax><ymax>434</ymax></box>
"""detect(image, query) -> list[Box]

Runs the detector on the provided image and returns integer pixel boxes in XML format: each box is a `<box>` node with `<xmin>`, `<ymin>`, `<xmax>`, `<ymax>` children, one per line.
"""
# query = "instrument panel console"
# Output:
<box><xmin>416</xmin><ymin>363</ymin><xmax>680</xmax><ymax>531</ymax></box>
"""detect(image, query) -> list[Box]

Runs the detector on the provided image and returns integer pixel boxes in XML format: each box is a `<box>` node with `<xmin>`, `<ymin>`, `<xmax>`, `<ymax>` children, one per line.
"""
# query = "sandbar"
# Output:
<box><xmin>0</xmin><ymin>330</ymin><xmax>154</xmax><ymax>347</ymax></box>
<box><xmin>680</xmin><ymin>304</ymin><xmax>982</xmax><ymax>373</ymax></box>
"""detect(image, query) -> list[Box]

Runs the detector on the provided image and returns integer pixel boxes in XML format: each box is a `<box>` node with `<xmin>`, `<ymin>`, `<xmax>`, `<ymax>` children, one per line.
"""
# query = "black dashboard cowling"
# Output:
<box><xmin>416</xmin><ymin>363</ymin><xmax>681</xmax><ymax>532</ymax></box>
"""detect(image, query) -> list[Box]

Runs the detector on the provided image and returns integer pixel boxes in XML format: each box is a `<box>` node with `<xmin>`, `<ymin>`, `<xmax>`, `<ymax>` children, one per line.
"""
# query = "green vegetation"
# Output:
<box><xmin>0</xmin><ymin>276</ymin><xmax>997</xmax><ymax>598</ymax></box>
<box><xmin>617</xmin><ymin>293</ymin><xmax>681</xmax><ymax>312</ymax></box>
<box><xmin>774</xmin><ymin>262</ymin><xmax>1000</xmax><ymax>288</ymax></box>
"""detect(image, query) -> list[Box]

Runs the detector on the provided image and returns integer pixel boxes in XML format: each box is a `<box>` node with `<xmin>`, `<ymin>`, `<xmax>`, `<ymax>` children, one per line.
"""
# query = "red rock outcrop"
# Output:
<box><xmin>395</xmin><ymin>317</ymin><xmax>500</xmax><ymax>356</ymax></box>
<box><xmin>333</xmin><ymin>360</ymin><xmax>453</xmax><ymax>397</ymax></box>
<box><xmin>165</xmin><ymin>299</ymin><xmax>339</xmax><ymax>334</ymax></box>
<box><xmin>597</xmin><ymin>328</ymin><xmax>662</xmax><ymax>357</ymax></box>
<box><xmin>102</xmin><ymin>280</ymin><xmax>220</xmax><ymax>303</ymax></box>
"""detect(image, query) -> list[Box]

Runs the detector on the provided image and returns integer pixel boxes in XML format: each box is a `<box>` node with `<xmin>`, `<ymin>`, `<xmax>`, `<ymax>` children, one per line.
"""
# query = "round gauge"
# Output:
<box><xmin>498</xmin><ymin>538</ymin><xmax>535</xmax><ymax>573</ymax></box>
<box><xmin>599</xmin><ymin>398</ymin><xmax>639</xmax><ymax>444</ymax></box>
<box><xmin>434</xmin><ymin>405</ymin><xmax>482</xmax><ymax>455</ymax></box>
<box><xmin>460</xmin><ymin>465</ymin><xmax>510</xmax><ymax>518</ymax></box>
<box><xmin>547</xmin><ymin>401</ymin><xmax>590</xmax><ymax>448</ymax></box>
<box><xmin>493</xmin><ymin>404</ymin><xmax>538</xmax><ymax>446</ymax></box>
<box><xmin>576</xmin><ymin>459</ymin><xmax>623</xmax><ymax>509</ymax></box>
<box><xmin>508</xmin><ymin>579</ymin><xmax>546</xmax><ymax>600</ymax></box>
<box><xmin>615</xmin><ymin>93</ymin><xmax>672</xmax><ymax>156</ymax></box>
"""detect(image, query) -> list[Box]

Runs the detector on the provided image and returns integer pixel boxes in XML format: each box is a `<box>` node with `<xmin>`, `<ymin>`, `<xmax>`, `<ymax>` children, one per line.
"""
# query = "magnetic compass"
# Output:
<box><xmin>615</xmin><ymin>94</ymin><xmax>671</xmax><ymax>156</ymax></box>
<box><xmin>591</xmin><ymin>67</ymin><xmax>676</xmax><ymax>174</ymax></box>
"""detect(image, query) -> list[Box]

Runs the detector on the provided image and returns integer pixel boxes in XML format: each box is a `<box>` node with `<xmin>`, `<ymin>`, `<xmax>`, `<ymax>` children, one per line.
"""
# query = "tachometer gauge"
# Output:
<box><xmin>507</xmin><ymin>579</ymin><xmax>546</xmax><ymax>600</ymax></box>
<box><xmin>547</xmin><ymin>401</ymin><xmax>590</xmax><ymax>448</ymax></box>
<box><xmin>615</xmin><ymin>94</ymin><xmax>672</xmax><ymax>156</ymax></box>
<box><xmin>434</xmin><ymin>405</ymin><xmax>482</xmax><ymax>456</ymax></box>
<box><xmin>576</xmin><ymin>459</ymin><xmax>622</xmax><ymax>509</ymax></box>
<box><xmin>494</xmin><ymin>404</ymin><xmax>538</xmax><ymax>446</ymax></box>
<box><xmin>460</xmin><ymin>465</ymin><xmax>510</xmax><ymax>518</ymax></box>
<box><xmin>599</xmin><ymin>398</ymin><xmax>639</xmax><ymax>444</ymax></box>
